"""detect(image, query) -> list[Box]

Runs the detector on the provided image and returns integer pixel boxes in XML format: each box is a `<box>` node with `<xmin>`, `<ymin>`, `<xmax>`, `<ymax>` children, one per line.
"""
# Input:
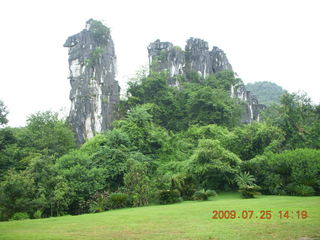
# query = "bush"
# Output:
<box><xmin>157</xmin><ymin>190</ymin><xmax>181</xmax><ymax>204</ymax></box>
<box><xmin>239</xmin><ymin>185</ymin><xmax>261</xmax><ymax>198</ymax></box>
<box><xmin>108</xmin><ymin>193</ymin><xmax>129</xmax><ymax>209</ymax></box>
<box><xmin>88</xmin><ymin>19</ymin><xmax>110</xmax><ymax>41</ymax></box>
<box><xmin>235</xmin><ymin>171</ymin><xmax>261</xmax><ymax>198</ymax></box>
<box><xmin>192</xmin><ymin>190</ymin><xmax>208</xmax><ymax>200</ymax></box>
<box><xmin>10</xmin><ymin>212</ymin><xmax>29</xmax><ymax>221</ymax></box>
<box><xmin>124</xmin><ymin>160</ymin><xmax>151</xmax><ymax>207</ymax></box>
<box><xmin>88</xmin><ymin>192</ymin><xmax>109</xmax><ymax>213</ymax></box>
<box><xmin>235</xmin><ymin>172</ymin><xmax>256</xmax><ymax>187</ymax></box>
<box><xmin>188</xmin><ymin>139</ymin><xmax>241</xmax><ymax>191</ymax></box>
<box><xmin>171</xmin><ymin>174</ymin><xmax>197</xmax><ymax>200</ymax></box>
<box><xmin>243</xmin><ymin>149</ymin><xmax>320</xmax><ymax>196</ymax></box>
<box><xmin>33</xmin><ymin>210</ymin><xmax>42</xmax><ymax>219</ymax></box>
<box><xmin>192</xmin><ymin>189</ymin><xmax>217</xmax><ymax>200</ymax></box>
<box><xmin>206</xmin><ymin>189</ymin><xmax>218</xmax><ymax>197</ymax></box>
<box><xmin>89</xmin><ymin>201</ymin><xmax>107</xmax><ymax>213</ymax></box>
<box><xmin>293</xmin><ymin>185</ymin><xmax>315</xmax><ymax>196</ymax></box>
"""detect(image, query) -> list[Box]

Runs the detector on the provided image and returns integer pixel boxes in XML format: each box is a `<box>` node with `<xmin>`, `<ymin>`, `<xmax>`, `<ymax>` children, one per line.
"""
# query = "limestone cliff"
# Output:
<box><xmin>148</xmin><ymin>38</ymin><xmax>233</xmax><ymax>86</ymax></box>
<box><xmin>148</xmin><ymin>38</ymin><xmax>264</xmax><ymax>123</ymax></box>
<box><xmin>64</xmin><ymin>19</ymin><xmax>120</xmax><ymax>144</ymax></box>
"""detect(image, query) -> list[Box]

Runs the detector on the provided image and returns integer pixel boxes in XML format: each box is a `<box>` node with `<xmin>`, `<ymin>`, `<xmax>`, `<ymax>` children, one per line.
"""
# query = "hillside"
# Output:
<box><xmin>246</xmin><ymin>81</ymin><xmax>286</xmax><ymax>106</ymax></box>
<box><xmin>0</xmin><ymin>193</ymin><xmax>319</xmax><ymax>240</ymax></box>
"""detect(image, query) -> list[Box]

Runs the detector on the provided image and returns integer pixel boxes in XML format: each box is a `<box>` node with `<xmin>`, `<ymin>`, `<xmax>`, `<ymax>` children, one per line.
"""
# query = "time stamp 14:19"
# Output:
<box><xmin>212</xmin><ymin>210</ymin><xmax>308</xmax><ymax>220</ymax></box>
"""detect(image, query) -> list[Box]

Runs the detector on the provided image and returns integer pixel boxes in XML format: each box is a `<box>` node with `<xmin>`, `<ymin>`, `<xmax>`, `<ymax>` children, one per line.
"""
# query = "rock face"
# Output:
<box><xmin>64</xmin><ymin>19</ymin><xmax>120</xmax><ymax>144</ymax></box>
<box><xmin>148</xmin><ymin>38</ymin><xmax>233</xmax><ymax>84</ymax></box>
<box><xmin>231</xmin><ymin>84</ymin><xmax>265</xmax><ymax>123</ymax></box>
<box><xmin>148</xmin><ymin>38</ymin><xmax>264</xmax><ymax>123</ymax></box>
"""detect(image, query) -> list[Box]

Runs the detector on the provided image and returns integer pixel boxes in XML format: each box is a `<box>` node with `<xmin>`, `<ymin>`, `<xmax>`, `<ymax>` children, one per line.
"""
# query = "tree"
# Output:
<box><xmin>26</xmin><ymin>155</ymin><xmax>72</xmax><ymax>217</ymax></box>
<box><xmin>185</xmin><ymin>87</ymin><xmax>241</xmax><ymax>128</ymax></box>
<box><xmin>122</xmin><ymin>70</ymin><xmax>243</xmax><ymax>132</ymax></box>
<box><xmin>22</xmin><ymin>111</ymin><xmax>76</xmax><ymax>157</ymax></box>
<box><xmin>264</xmin><ymin>92</ymin><xmax>319</xmax><ymax>149</ymax></box>
<box><xmin>182</xmin><ymin>124</ymin><xmax>235</xmax><ymax>153</ymax></box>
<box><xmin>246</xmin><ymin>81</ymin><xmax>286</xmax><ymax>106</ymax></box>
<box><xmin>122</xmin><ymin>71</ymin><xmax>178</xmax><ymax>129</ymax></box>
<box><xmin>51</xmin><ymin>177</ymin><xmax>71</xmax><ymax>216</ymax></box>
<box><xmin>0</xmin><ymin>170</ymin><xmax>36</xmax><ymax>220</ymax></box>
<box><xmin>188</xmin><ymin>139</ymin><xmax>241</xmax><ymax>190</ymax></box>
<box><xmin>114</xmin><ymin>104</ymin><xmax>171</xmax><ymax>158</ymax></box>
<box><xmin>206</xmin><ymin>70</ymin><xmax>241</xmax><ymax>91</ymax></box>
<box><xmin>54</xmin><ymin>128</ymin><xmax>144</xmax><ymax>214</ymax></box>
<box><xmin>230</xmin><ymin>122</ymin><xmax>285</xmax><ymax>160</ymax></box>
<box><xmin>55</xmin><ymin>150</ymin><xmax>105</xmax><ymax>214</ymax></box>
<box><xmin>124</xmin><ymin>160</ymin><xmax>151</xmax><ymax>207</ymax></box>
<box><xmin>0</xmin><ymin>100</ymin><xmax>8</xmax><ymax>126</ymax></box>
<box><xmin>243</xmin><ymin>149</ymin><xmax>320</xmax><ymax>196</ymax></box>
<box><xmin>0</xmin><ymin>128</ymin><xmax>31</xmax><ymax>178</ymax></box>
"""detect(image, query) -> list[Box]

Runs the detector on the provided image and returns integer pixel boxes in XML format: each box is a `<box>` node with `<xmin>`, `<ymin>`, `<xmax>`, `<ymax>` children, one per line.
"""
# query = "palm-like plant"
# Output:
<box><xmin>235</xmin><ymin>172</ymin><xmax>261</xmax><ymax>198</ymax></box>
<box><xmin>235</xmin><ymin>171</ymin><xmax>256</xmax><ymax>187</ymax></box>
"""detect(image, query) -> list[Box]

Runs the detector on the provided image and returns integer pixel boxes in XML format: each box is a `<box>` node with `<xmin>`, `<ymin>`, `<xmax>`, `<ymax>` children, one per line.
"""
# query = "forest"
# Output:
<box><xmin>0</xmin><ymin>70</ymin><xmax>319</xmax><ymax>221</ymax></box>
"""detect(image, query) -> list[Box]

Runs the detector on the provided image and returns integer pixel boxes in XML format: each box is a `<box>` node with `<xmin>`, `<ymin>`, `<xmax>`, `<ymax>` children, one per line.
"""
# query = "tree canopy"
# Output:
<box><xmin>246</xmin><ymin>81</ymin><xmax>286</xmax><ymax>106</ymax></box>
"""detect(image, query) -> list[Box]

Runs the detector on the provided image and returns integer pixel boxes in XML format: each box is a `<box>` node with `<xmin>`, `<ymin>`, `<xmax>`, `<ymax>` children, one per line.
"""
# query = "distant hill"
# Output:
<box><xmin>245</xmin><ymin>81</ymin><xmax>286</xmax><ymax>106</ymax></box>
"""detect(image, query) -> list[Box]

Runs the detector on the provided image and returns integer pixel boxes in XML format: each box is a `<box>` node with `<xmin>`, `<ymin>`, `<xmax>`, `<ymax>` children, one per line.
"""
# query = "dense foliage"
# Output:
<box><xmin>1</xmin><ymin>71</ymin><xmax>319</xmax><ymax>221</ymax></box>
<box><xmin>122</xmin><ymin>71</ymin><xmax>242</xmax><ymax>131</ymax></box>
<box><xmin>263</xmin><ymin>93</ymin><xmax>320</xmax><ymax>149</ymax></box>
<box><xmin>246</xmin><ymin>81</ymin><xmax>286</xmax><ymax>106</ymax></box>
<box><xmin>243</xmin><ymin>149</ymin><xmax>320</xmax><ymax>196</ymax></box>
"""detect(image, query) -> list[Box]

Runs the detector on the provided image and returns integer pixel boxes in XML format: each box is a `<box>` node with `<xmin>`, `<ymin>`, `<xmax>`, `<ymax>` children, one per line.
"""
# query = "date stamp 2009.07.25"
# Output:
<box><xmin>211</xmin><ymin>210</ymin><xmax>308</xmax><ymax>220</ymax></box>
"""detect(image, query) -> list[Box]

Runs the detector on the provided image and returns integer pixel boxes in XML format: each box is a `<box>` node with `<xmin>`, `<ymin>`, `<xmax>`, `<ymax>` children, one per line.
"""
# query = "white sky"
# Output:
<box><xmin>0</xmin><ymin>0</ymin><xmax>319</xmax><ymax>127</ymax></box>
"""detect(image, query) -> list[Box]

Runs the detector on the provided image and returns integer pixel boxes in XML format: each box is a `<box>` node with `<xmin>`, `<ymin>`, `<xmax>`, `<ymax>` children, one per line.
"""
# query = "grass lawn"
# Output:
<box><xmin>0</xmin><ymin>193</ymin><xmax>319</xmax><ymax>240</ymax></box>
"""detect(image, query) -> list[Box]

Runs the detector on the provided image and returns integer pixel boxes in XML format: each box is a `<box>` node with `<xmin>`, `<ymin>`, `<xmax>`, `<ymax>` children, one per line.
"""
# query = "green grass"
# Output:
<box><xmin>0</xmin><ymin>193</ymin><xmax>319</xmax><ymax>240</ymax></box>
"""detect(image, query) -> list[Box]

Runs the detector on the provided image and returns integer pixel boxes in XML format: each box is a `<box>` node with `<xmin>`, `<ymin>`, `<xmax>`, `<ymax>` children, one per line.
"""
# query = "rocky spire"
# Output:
<box><xmin>148</xmin><ymin>38</ymin><xmax>234</xmax><ymax>84</ymax></box>
<box><xmin>148</xmin><ymin>38</ymin><xmax>264</xmax><ymax>123</ymax></box>
<box><xmin>64</xmin><ymin>19</ymin><xmax>120</xmax><ymax>144</ymax></box>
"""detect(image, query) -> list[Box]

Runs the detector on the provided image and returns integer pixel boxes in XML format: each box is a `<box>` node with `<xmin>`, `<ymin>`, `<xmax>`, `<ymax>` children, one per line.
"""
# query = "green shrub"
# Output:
<box><xmin>171</xmin><ymin>175</ymin><xmax>197</xmax><ymax>200</ymax></box>
<box><xmin>293</xmin><ymin>185</ymin><xmax>315</xmax><ymax>196</ymax></box>
<box><xmin>239</xmin><ymin>185</ymin><xmax>261</xmax><ymax>198</ymax></box>
<box><xmin>192</xmin><ymin>190</ymin><xmax>208</xmax><ymax>200</ymax></box>
<box><xmin>206</xmin><ymin>189</ymin><xmax>217</xmax><ymax>197</ymax></box>
<box><xmin>10</xmin><ymin>212</ymin><xmax>29</xmax><ymax>221</ymax></box>
<box><xmin>235</xmin><ymin>171</ymin><xmax>261</xmax><ymax>198</ymax></box>
<box><xmin>89</xmin><ymin>201</ymin><xmax>106</xmax><ymax>213</ymax></box>
<box><xmin>188</xmin><ymin>139</ymin><xmax>241</xmax><ymax>191</ymax></box>
<box><xmin>157</xmin><ymin>190</ymin><xmax>181</xmax><ymax>204</ymax></box>
<box><xmin>243</xmin><ymin>149</ymin><xmax>320</xmax><ymax>196</ymax></box>
<box><xmin>263</xmin><ymin>173</ymin><xmax>286</xmax><ymax>195</ymax></box>
<box><xmin>178</xmin><ymin>185</ymin><xmax>196</xmax><ymax>200</ymax></box>
<box><xmin>89</xmin><ymin>192</ymin><xmax>109</xmax><ymax>213</ymax></box>
<box><xmin>33</xmin><ymin>210</ymin><xmax>42</xmax><ymax>219</ymax></box>
<box><xmin>124</xmin><ymin>160</ymin><xmax>151</xmax><ymax>207</ymax></box>
<box><xmin>108</xmin><ymin>193</ymin><xmax>129</xmax><ymax>209</ymax></box>
<box><xmin>285</xmin><ymin>183</ymin><xmax>297</xmax><ymax>195</ymax></box>
<box><xmin>286</xmin><ymin>183</ymin><xmax>315</xmax><ymax>196</ymax></box>
<box><xmin>235</xmin><ymin>172</ymin><xmax>256</xmax><ymax>187</ymax></box>
<box><xmin>192</xmin><ymin>189</ymin><xmax>218</xmax><ymax>200</ymax></box>
<box><xmin>88</xmin><ymin>19</ymin><xmax>110</xmax><ymax>41</ymax></box>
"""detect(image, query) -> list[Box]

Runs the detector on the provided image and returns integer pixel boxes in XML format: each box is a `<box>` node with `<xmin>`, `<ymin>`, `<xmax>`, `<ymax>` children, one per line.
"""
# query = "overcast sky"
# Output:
<box><xmin>0</xmin><ymin>0</ymin><xmax>319</xmax><ymax>127</ymax></box>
